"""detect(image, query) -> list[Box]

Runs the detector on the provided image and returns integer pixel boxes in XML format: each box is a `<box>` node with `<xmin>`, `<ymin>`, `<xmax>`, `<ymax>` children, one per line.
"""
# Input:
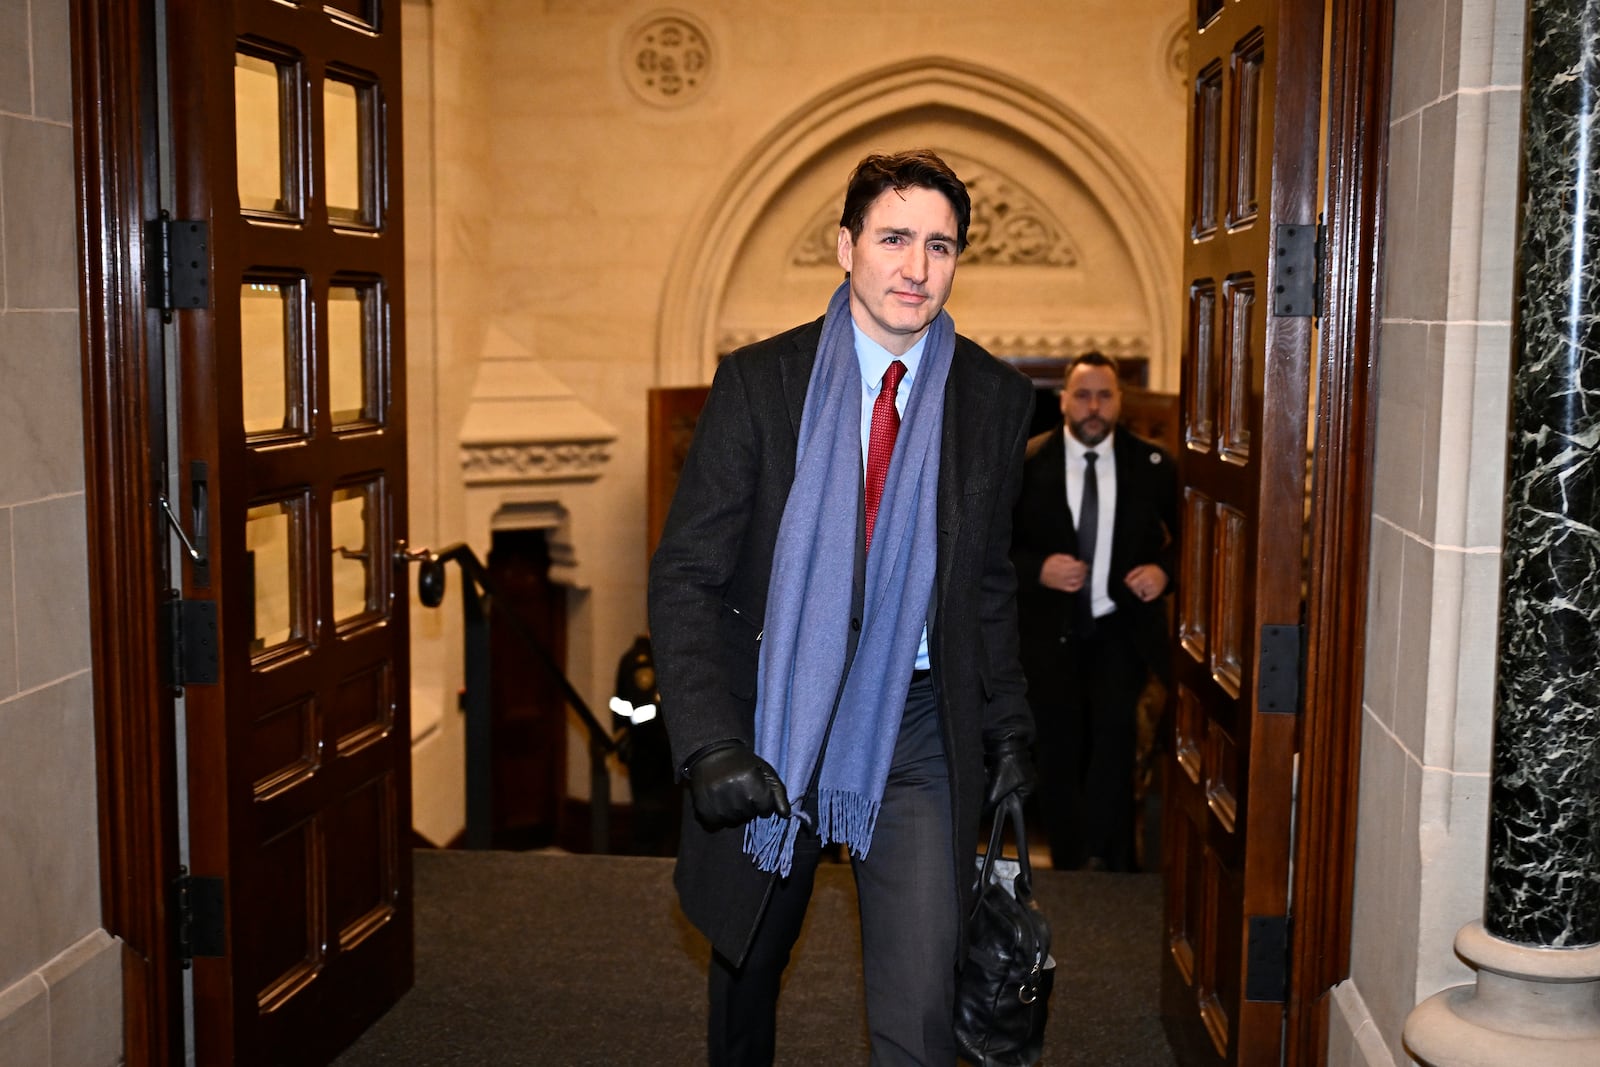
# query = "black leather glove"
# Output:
<box><xmin>685</xmin><ymin>742</ymin><xmax>791</xmax><ymax>830</ymax></box>
<box><xmin>983</xmin><ymin>735</ymin><xmax>1037</xmax><ymax>817</ymax></box>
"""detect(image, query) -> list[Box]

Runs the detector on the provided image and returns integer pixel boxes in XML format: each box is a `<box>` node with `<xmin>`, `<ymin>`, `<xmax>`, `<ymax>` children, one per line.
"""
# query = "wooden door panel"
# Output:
<box><xmin>1186</xmin><ymin>283</ymin><xmax>1219</xmax><ymax>449</ymax></box>
<box><xmin>647</xmin><ymin>386</ymin><xmax>712</xmax><ymax>558</ymax></box>
<box><xmin>1211</xmin><ymin>502</ymin><xmax>1249</xmax><ymax>701</ymax></box>
<box><xmin>1218</xmin><ymin>279</ymin><xmax>1258</xmax><ymax>464</ymax></box>
<box><xmin>328</xmin><ymin>662</ymin><xmax>395</xmax><ymax>754</ymax></box>
<box><xmin>1164</xmin><ymin>1</ymin><xmax>1321</xmax><ymax>1064</ymax></box>
<box><xmin>1193</xmin><ymin>63</ymin><xmax>1224</xmax><ymax>239</ymax></box>
<box><xmin>1227</xmin><ymin>34</ymin><xmax>1265</xmax><ymax>230</ymax></box>
<box><xmin>168</xmin><ymin>1</ymin><xmax>412</xmax><ymax>1063</ymax></box>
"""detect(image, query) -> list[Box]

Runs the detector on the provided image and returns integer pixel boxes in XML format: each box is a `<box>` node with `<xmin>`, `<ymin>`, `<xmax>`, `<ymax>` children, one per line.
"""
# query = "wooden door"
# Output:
<box><xmin>488</xmin><ymin>530</ymin><xmax>568</xmax><ymax>849</ymax></box>
<box><xmin>1163</xmin><ymin>0</ymin><xmax>1322</xmax><ymax>1063</ymax></box>
<box><xmin>165</xmin><ymin>2</ymin><xmax>413</xmax><ymax>1062</ymax></box>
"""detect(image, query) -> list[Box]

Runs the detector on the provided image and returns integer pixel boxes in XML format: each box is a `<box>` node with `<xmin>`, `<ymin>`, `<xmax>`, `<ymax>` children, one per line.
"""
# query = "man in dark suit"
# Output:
<box><xmin>648</xmin><ymin>149</ymin><xmax>1036</xmax><ymax>1066</ymax></box>
<box><xmin>1011</xmin><ymin>351</ymin><xmax>1177</xmax><ymax>872</ymax></box>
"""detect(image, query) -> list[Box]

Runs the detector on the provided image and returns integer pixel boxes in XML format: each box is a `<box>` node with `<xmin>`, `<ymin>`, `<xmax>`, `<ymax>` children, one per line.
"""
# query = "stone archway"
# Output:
<box><xmin>655</xmin><ymin>56</ymin><xmax>1181</xmax><ymax>388</ymax></box>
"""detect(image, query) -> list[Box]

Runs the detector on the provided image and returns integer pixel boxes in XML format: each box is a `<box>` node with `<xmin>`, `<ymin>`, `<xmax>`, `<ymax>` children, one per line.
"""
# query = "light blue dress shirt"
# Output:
<box><xmin>852</xmin><ymin>323</ymin><xmax>932</xmax><ymax>672</ymax></box>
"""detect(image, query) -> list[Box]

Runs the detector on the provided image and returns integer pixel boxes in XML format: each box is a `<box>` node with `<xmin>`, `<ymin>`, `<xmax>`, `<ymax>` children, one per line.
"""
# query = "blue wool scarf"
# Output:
<box><xmin>744</xmin><ymin>281</ymin><xmax>953</xmax><ymax>876</ymax></box>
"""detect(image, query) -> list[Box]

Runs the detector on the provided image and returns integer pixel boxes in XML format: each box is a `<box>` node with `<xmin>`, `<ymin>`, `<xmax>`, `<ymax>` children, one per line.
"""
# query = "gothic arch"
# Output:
<box><xmin>655</xmin><ymin>56</ymin><xmax>1181</xmax><ymax>385</ymax></box>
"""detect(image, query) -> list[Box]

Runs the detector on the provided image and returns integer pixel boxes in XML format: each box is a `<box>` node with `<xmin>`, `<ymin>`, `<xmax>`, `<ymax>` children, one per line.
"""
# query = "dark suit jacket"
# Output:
<box><xmin>1010</xmin><ymin>426</ymin><xmax>1178</xmax><ymax>688</ymax></box>
<box><xmin>647</xmin><ymin>316</ymin><xmax>1036</xmax><ymax>965</ymax></box>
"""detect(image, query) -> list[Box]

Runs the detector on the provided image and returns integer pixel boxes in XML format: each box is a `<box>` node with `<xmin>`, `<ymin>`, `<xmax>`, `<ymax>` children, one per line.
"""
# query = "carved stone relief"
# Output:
<box><xmin>622</xmin><ymin>11</ymin><xmax>712</xmax><ymax>108</ymax></box>
<box><xmin>787</xmin><ymin>157</ymin><xmax>1081</xmax><ymax>269</ymax></box>
<box><xmin>1164</xmin><ymin>18</ymin><xmax>1190</xmax><ymax>92</ymax></box>
<box><xmin>459</xmin><ymin>441</ymin><xmax>613</xmax><ymax>484</ymax></box>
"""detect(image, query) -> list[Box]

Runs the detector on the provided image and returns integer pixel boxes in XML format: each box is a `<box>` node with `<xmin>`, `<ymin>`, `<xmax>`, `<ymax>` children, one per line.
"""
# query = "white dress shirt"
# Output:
<box><xmin>1063</xmin><ymin>426</ymin><xmax>1118</xmax><ymax>619</ymax></box>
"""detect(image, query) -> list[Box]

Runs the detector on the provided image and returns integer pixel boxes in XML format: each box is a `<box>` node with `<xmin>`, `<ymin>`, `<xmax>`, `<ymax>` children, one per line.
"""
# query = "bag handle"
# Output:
<box><xmin>971</xmin><ymin>793</ymin><xmax>1034</xmax><ymax>908</ymax></box>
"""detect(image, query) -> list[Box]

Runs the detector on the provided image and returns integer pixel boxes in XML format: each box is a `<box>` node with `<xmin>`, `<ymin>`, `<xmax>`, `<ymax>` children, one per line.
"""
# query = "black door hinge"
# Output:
<box><xmin>173</xmin><ymin>866</ymin><xmax>225</xmax><ymax>968</ymax></box>
<box><xmin>160</xmin><ymin>594</ymin><xmax>218</xmax><ymax>688</ymax></box>
<box><xmin>1258</xmin><ymin>622</ymin><xmax>1304</xmax><ymax>715</ymax></box>
<box><xmin>147</xmin><ymin>212</ymin><xmax>210</xmax><ymax>320</ymax></box>
<box><xmin>1245</xmin><ymin>914</ymin><xmax>1289</xmax><ymax>1003</ymax></box>
<box><xmin>1271</xmin><ymin>222</ymin><xmax>1324</xmax><ymax>318</ymax></box>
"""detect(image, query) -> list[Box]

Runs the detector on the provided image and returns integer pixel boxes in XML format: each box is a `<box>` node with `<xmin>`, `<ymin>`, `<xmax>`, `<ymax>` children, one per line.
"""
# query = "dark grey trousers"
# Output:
<box><xmin>707</xmin><ymin>675</ymin><xmax>958</xmax><ymax>1066</ymax></box>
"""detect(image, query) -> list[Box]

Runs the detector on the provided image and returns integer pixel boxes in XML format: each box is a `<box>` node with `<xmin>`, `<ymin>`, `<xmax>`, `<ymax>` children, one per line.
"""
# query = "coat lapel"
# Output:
<box><xmin>779</xmin><ymin>319</ymin><xmax>821</xmax><ymax>439</ymax></box>
<box><xmin>1109</xmin><ymin>431</ymin><xmax>1138</xmax><ymax>578</ymax></box>
<box><xmin>936</xmin><ymin>348</ymin><xmax>997</xmax><ymax>598</ymax></box>
<box><xmin>1037</xmin><ymin>431</ymin><xmax>1077</xmax><ymax>555</ymax></box>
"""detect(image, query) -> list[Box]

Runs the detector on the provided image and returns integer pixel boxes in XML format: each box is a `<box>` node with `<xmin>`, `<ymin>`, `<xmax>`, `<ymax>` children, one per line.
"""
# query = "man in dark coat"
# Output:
<box><xmin>1011</xmin><ymin>351</ymin><xmax>1178</xmax><ymax>872</ymax></box>
<box><xmin>648</xmin><ymin>149</ymin><xmax>1036</xmax><ymax>1066</ymax></box>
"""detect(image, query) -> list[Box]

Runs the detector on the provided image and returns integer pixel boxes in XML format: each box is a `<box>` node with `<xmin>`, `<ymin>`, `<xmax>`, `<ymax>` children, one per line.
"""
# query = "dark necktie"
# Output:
<box><xmin>865</xmin><ymin>360</ymin><xmax>907</xmax><ymax>552</ymax></box>
<box><xmin>1075</xmin><ymin>450</ymin><xmax>1099</xmax><ymax>637</ymax></box>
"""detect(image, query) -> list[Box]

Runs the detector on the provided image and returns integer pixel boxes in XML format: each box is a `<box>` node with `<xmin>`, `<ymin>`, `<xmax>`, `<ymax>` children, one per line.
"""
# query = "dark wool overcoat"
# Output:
<box><xmin>647</xmin><ymin>315</ymin><xmax>1036</xmax><ymax>966</ymax></box>
<box><xmin>1010</xmin><ymin>425</ymin><xmax>1179</xmax><ymax>690</ymax></box>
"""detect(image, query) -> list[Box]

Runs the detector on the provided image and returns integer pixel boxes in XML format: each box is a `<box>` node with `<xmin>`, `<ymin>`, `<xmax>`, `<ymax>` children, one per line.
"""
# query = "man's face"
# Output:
<box><xmin>1060</xmin><ymin>363</ymin><xmax>1121</xmax><ymax>447</ymax></box>
<box><xmin>836</xmin><ymin>185</ymin><xmax>960</xmax><ymax>355</ymax></box>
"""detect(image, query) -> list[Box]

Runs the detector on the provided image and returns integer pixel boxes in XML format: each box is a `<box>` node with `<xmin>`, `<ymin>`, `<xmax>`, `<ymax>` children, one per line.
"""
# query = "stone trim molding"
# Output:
<box><xmin>459</xmin><ymin>441</ymin><xmax>612</xmax><ymax>485</ymax></box>
<box><xmin>715</xmin><ymin>328</ymin><xmax>1148</xmax><ymax>362</ymax></box>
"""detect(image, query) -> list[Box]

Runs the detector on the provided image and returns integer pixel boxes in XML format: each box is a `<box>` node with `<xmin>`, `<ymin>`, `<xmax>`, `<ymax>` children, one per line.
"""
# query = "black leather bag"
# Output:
<box><xmin>954</xmin><ymin>794</ymin><xmax>1054</xmax><ymax>1066</ymax></box>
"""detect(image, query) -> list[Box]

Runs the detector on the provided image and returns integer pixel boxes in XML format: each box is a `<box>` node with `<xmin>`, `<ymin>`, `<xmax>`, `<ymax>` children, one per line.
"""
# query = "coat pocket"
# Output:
<box><xmin>718</xmin><ymin>601</ymin><xmax>763</xmax><ymax>700</ymax></box>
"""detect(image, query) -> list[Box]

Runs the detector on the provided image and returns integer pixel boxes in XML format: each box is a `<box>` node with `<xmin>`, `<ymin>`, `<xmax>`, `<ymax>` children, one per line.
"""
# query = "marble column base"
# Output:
<box><xmin>1405</xmin><ymin>921</ymin><xmax>1600</xmax><ymax>1066</ymax></box>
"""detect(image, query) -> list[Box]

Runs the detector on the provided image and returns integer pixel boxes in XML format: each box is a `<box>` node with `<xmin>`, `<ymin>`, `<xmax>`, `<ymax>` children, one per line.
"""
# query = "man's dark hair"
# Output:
<box><xmin>838</xmin><ymin>149</ymin><xmax>973</xmax><ymax>253</ymax></box>
<box><xmin>1064</xmin><ymin>349</ymin><xmax>1120</xmax><ymax>382</ymax></box>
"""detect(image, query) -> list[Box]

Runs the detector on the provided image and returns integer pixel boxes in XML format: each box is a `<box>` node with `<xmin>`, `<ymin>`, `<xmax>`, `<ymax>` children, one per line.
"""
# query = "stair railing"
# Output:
<box><xmin>411</xmin><ymin>542</ymin><xmax>615</xmax><ymax>851</ymax></box>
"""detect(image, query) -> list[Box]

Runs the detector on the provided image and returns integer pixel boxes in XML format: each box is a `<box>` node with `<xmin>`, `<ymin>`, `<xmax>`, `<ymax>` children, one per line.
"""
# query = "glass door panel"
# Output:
<box><xmin>325</xmin><ymin>0</ymin><xmax>380</xmax><ymax>31</ymax></box>
<box><xmin>330</xmin><ymin>480</ymin><xmax>383</xmax><ymax>627</ymax></box>
<box><xmin>323</xmin><ymin>73</ymin><xmax>376</xmax><ymax>226</ymax></box>
<box><xmin>246</xmin><ymin>497</ymin><xmax>308</xmax><ymax>655</ymax></box>
<box><xmin>235</xmin><ymin>49</ymin><xmax>301</xmax><ymax>218</ymax></box>
<box><xmin>328</xmin><ymin>281</ymin><xmax>379</xmax><ymax>426</ymax></box>
<box><xmin>241</xmin><ymin>279</ymin><xmax>307</xmax><ymax>437</ymax></box>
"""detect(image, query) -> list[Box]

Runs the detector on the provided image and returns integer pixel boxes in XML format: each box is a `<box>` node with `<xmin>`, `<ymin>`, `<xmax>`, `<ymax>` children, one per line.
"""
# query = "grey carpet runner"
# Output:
<box><xmin>332</xmin><ymin>848</ymin><xmax>1176</xmax><ymax>1066</ymax></box>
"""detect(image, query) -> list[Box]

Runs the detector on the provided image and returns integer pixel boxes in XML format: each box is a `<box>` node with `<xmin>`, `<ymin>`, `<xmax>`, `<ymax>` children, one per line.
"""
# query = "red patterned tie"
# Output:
<box><xmin>865</xmin><ymin>359</ymin><xmax>907</xmax><ymax>552</ymax></box>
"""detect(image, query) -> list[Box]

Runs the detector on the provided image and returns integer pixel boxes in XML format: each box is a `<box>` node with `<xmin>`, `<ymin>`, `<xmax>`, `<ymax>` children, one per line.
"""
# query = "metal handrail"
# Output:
<box><xmin>414</xmin><ymin>542</ymin><xmax>615</xmax><ymax>852</ymax></box>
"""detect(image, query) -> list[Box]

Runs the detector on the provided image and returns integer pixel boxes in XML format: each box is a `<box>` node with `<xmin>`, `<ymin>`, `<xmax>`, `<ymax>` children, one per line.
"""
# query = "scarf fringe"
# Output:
<box><xmin>742</xmin><ymin>788</ymin><xmax>885</xmax><ymax>877</ymax></box>
<box><xmin>818</xmin><ymin>788</ymin><xmax>882</xmax><ymax>860</ymax></box>
<box><xmin>745</xmin><ymin>813</ymin><xmax>803</xmax><ymax>877</ymax></box>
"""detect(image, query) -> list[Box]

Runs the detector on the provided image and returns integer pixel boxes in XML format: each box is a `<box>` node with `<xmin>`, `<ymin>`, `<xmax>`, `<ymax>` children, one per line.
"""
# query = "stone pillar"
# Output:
<box><xmin>1404</xmin><ymin>1</ymin><xmax>1600</xmax><ymax>1063</ymax></box>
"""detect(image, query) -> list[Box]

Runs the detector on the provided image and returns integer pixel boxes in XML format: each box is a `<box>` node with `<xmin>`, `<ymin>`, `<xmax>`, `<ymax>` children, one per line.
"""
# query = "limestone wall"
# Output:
<box><xmin>0</xmin><ymin>0</ymin><xmax>123</xmax><ymax>1062</ymax></box>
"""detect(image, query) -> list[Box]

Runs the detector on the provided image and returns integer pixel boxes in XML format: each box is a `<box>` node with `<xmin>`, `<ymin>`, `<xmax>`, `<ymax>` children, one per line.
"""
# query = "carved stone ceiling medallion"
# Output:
<box><xmin>622</xmin><ymin>11</ymin><xmax>713</xmax><ymax>108</ymax></box>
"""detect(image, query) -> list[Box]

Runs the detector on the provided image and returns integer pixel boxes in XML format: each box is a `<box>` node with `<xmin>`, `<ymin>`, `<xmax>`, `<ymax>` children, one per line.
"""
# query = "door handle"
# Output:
<box><xmin>157</xmin><ymin>461</ymin><xmax>211</xmax><ymax>581</ymax></box>
<box><xmin>158</xmin><ymin>494</ymin><xmax>205</xmax><ymax>564</ymax></box>
<box><xmin>394</xmin><ymin>540</ymin><xmax>445</xmax><ymax>607</ymax></box>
